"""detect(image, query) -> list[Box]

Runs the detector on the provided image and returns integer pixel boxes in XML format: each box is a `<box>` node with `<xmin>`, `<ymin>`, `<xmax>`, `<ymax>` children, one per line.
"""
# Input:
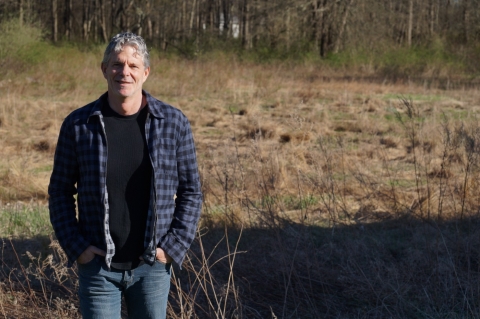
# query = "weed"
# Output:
<box><xmin>0</xmin><ymin>203</ymin><xmax>51</xmax><ymax>238</ymax></box>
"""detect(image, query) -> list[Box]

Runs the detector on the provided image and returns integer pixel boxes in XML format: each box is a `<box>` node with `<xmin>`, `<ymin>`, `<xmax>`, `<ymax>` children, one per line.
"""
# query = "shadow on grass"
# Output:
<box><xmin>1</xmin><ymin>216</ymin><xmax>479</xmax><ymax>318</ymax></box>
<box><xmin>0</xmin><ymin>235</ymin><xmax>79</xmax><ymax>318</ymax></box>
<box><xmin>178</xmin><ymin>215</ymin><xmax>480</xmax><ymax>318</ymax></box>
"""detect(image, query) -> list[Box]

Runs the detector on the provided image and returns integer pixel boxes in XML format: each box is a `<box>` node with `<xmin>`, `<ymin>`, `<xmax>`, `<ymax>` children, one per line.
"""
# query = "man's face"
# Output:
<box><xmin>101</xmin><ymin>45</ymin><xmax>150</xmax><ymax>101</ymax></box>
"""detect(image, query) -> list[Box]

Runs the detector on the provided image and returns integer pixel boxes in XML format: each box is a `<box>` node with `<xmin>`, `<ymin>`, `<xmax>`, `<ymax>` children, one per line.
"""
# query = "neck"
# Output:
<box><xmin>107</xmin><ymin>92</ymin><xmax>146</xmax><ymax>116</ymax></box>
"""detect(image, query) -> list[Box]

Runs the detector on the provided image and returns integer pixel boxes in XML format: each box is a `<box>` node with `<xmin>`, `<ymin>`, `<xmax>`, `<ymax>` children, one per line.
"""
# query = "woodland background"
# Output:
<box><xmin>2</xmin><ymin>0</ymin><xmax>480</xmax><ymax>64</ymax></box>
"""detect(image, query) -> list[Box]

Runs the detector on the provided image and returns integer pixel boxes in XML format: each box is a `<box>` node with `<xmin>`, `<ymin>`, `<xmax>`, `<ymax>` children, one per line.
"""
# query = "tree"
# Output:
<box><xmin>407</xmin><ymin>0</ymin><xmax>413</xmax><ymax>47</ymax></box>
<box><xmin>52</xmin><ymin>0</ymin><xmax>58</xmax><ymax>42</ymax></box>
<box><xmin>0</xmin><ymin>0</ymin><xmax>478</xmax><ymax>58</ymax></box>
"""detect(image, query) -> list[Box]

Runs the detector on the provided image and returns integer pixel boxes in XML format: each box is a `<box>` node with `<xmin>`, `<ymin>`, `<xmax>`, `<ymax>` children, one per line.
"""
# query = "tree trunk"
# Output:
<box><xmin>182</xmin><ymin>0</ymin><xmax>187</xmax><ymax>39</ymax></box>
<box><xmin>64</xmin><ymin>0</ymin><xmax>73</xmax><ymax>40</ymax></box>
<box><xmin>407</xmin><ymin>0</ymin><xmax>413</xmax><ymax>47</ymax></box>
<box><xmin>286</xmin><ymin>7</ymin><xmax>290</xmax><ymax>50</ymax></box>
<box><xmin>144</xmin><ymin>0</ymin><xmax>152</xmax><ymax>40</ymax></box>
<box><xmin>93</xmin><ymin>0</ymin><xmax>98</xmax><ymax>42</ymax></box>
<box><xmin>19</xmin><ymin>0</ymin><xmax>24</xmax><ymax>27</ymax></box>
<box><xmin>319</xmin><ymin>0</ymin><xmax>328</xmax><ymax>57</ymax></box>
<box><xmin>111</xmin><ymin>0</ymin><xmax>117</xmax><ymax>33</ymax></box>
<box><xmin>52</xmin><ymin>0</ymin><xmax>58</xmax><ymax>42</ymax></box>
<box><xmin>121</xmin><ymin>2</ymin><xmax>127</xmax><ymax>31</ymax></box>
<box><xmin>190</xmin><ymin>0</ymin><xmax>197</xmax><ymax>37</ymax></box>
<box><xmin>222</xmin><ymin>0</ymin><xmax>230</xmax><ymax>34</ymax></box>
<box><xmin>242</xmin><ymin>0</ymin><xmax>250</xmax><ymax>49</ymax></box>
<box><xmin>153</xmin><ymin>5</ymin><xmax>160</xmax><ymax>47</ymax></box>
<box><xmin>311</xmin><ymin>1</ymin><xmax>318</xmax><ymax>50</ymax></box>
<box><xmin>429</xmin><ymin>0</ymin><xmax>435</xmax><ymax>36</ymax></box>
<box><xmin>333</xmin><ymin>0</ymin><xmax>355</xmax><ymax>54</ymax></box>
<box><xmin>463</xmin><ymin>0</ymin><xmax>470</xmax><ymax>44</ymax></box>
<box><xmin>83</xmin><ymin>0</ymin><xmax>90</xmax><ymax>41</ymax></box>
<box><xmin>99</xmin><ymin>0</ymin><xmax>108</xmax><ymax>42</ymax></box>
<box><xmin>196</xmin><ymin>0</ymin><xmax>201</xmax><ymax>35</ymax></box>
<box><xmin>163</xmin><ymin>5</ymin><xmax>169</xmax><ymax>51</ymax></box>
<box><xmin>147</xmin><ymin>17</ymin><xmax>153</xmax><ymax>40</ymax></box>
<box><xmin>120</xmin><ymin>0</ymin><xmax>135</xmax><ymax>31</ymax></box>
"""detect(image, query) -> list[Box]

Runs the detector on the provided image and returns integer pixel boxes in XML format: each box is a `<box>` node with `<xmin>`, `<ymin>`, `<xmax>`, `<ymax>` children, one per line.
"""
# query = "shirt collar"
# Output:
<box><xmin>87</xmin><ymin>92</ymin><xmax>107</xmax><ymax>122</ymax></box>
<box><xmin>87</xmin><ymin>90</ymin><xmax>165</xmax><ymax>121</ymax></box>
<box><xmin>144</xmin><ymin>90</ymin><xmax>165</xmax><ymax>119</ymax></box>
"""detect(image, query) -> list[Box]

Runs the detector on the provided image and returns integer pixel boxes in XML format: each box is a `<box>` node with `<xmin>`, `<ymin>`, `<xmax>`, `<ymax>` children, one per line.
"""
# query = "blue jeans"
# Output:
<box><xmin>77</xmin><ymin>256</ymin><xmax>171</xmax><ymax>319</ymax></box>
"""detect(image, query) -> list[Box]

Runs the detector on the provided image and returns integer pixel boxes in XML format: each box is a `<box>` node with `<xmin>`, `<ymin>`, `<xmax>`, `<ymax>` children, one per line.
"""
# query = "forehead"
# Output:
<box><xmin>110</xmin><ymin>45</ymin><xmax>144</xmax><ymax>62</ymax></box>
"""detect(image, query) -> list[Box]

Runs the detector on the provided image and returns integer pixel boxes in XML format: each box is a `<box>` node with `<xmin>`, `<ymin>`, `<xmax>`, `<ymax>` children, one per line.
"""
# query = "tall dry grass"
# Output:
<box><xmin>2</xmin><ymin>45</ymin><xmax>480</xmax><ymax>318</ymax></box>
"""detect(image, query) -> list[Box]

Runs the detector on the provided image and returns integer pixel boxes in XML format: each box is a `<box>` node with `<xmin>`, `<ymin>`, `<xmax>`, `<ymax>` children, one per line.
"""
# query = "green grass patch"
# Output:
<box><xmin>0</xmin><ymin>205</ymin><xmax>52</xmax><ymax>237</ymax></box>
<box><xmin>387</xmin><ymin>178</ymin><xmax>417</xmax><ymax>188</ymax></box>
<box><xmin>384</xmin><ymin>114</ymin><xmax>396</xmax><ymax>122</ymax></box>
<box><xmin>445</xmin><ymin>109</ymin><xmax>470</xmax><ymax>120</ymax></box>
<box><xmin>319</xmin><ymin>43</ymin><xmax>466</xmax><ymax>77</ymax></box>
<box><xmin>323</xmin><ymin>49</ymin><xmax>372</xmax><ymax>69</ymax></box>
<box><xmin>31</xmin><ymin>165</ymin><xmax>53</xmax><ymax>174</ymax></box>
<box><xmin>283</xmin><ymin>194</ymin><xmax>319</xmax><ymax>210</ymax></box>
<box><xmin>331</xmin><ymin>112</ymin><xmax>356</xmax><ymax>121</ymax></box>
<box><xmin>226</xmin><ymin>104</ymin><xmax>240</xmax><ymax>113</ymax></box>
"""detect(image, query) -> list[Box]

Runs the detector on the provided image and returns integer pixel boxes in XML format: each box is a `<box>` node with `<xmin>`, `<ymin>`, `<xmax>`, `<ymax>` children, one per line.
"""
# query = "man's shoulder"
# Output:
<box><xmin>146</xmin><ymin>94</ymin><xmax>188</xmax><ymax>122</ymax></box>
<box><xmin>64</xmin><ymin>96</ymin><xmax>104</xmax><ymax>123</ymax></box>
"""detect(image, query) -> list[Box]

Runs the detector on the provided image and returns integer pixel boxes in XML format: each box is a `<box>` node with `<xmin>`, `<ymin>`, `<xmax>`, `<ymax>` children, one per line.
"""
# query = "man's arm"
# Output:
<box><xmin>158</xmin><ymin>118</ymin><xmax>202</xmax><ymax>266</ymax></box>
<box><xmin>48</xmin><ymin>118</ymin><xmax>90</xmax><ymax>266</ymax></box>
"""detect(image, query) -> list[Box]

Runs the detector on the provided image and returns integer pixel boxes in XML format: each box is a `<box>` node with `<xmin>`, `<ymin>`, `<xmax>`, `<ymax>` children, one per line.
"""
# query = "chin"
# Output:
<box><xmin>117</xmin><ymin>90</ymin><xmax>133</xmax><ymax>97</ymax></box>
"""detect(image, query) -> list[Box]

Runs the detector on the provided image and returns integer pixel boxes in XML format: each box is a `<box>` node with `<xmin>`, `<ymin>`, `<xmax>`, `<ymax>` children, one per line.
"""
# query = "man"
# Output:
<box><xmin>48</xmin><ymin>32</ymin><xmax>202</xmax><ymax>319</ymax></box>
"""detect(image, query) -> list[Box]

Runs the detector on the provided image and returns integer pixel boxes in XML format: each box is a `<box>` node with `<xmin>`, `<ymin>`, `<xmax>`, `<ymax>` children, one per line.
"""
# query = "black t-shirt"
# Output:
<box><xmin>101</xmin><ymin>101</ymin><xmax>152</xmax><ymax>268</ymax></box>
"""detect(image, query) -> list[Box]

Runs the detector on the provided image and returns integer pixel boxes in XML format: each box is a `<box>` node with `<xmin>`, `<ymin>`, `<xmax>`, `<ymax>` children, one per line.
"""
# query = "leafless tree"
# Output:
<box><xmin>0</xmin><ymin>0</ymin><xmax>478</xmax><ymax>57</ymax></box>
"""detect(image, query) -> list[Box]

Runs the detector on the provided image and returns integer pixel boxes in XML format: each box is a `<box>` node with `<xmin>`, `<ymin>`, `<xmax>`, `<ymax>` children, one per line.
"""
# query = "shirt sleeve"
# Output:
<box><xmin>48</xmin><ymin>117</ymin><xmax>90</xmax><ymax>266</ymax></box>
<box><xmin>158</xmin><ymin>117</ymin><xmax>202</xmax><ymax>266</ymax></box>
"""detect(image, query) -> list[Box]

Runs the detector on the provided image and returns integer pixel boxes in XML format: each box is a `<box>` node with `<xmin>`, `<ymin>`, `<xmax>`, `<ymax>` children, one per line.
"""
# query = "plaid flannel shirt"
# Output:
<box><xmin>48</xmin><ymin>91</ymin><xmax>202</xmax><ymax>268</ymax></box>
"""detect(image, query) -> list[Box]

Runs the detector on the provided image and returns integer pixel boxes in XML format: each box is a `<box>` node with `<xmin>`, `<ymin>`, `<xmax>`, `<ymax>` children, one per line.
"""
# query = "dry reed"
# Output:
<box><xmin>2</xmin><ymin>53</ymin><xmax>480</xmax><ymax>318</ymax></box>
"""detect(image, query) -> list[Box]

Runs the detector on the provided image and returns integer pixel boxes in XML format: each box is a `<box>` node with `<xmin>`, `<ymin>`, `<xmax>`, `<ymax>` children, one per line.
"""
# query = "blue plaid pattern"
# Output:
<box><xmin>48</xmin><ymin>91</ymin><xmax>202</xmax><ymax>268</ymax></box>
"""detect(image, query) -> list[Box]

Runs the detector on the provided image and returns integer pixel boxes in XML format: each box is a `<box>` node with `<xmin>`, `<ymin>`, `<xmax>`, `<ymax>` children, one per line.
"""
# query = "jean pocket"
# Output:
<box><xmin>154</xmin><ymin>260</ymin><xmax>172</xmax><ymax>275</ymax></box>
<box><xmin>155</xmin><ymin>259</ymin><xmax>168</xmax><ymax>265</ymax></box>
<box><xmin>78</xmin><ymin>255</ymin><xmax>98</xmax><ymax>267</ymax></box>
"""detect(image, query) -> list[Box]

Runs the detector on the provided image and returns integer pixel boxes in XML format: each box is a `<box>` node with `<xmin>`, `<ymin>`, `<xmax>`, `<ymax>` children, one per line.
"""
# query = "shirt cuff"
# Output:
<box><xmin>158</xmin><ymin>233</ymin><xmax>188</xmax><ymax>268</ymax></box>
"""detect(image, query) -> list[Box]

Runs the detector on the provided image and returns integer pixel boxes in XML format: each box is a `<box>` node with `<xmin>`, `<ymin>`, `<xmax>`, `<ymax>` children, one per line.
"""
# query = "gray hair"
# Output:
<box><xmin>102</xmin><ymin>32</ymin><xmax>150</xmax><ymax>68</ymax></box>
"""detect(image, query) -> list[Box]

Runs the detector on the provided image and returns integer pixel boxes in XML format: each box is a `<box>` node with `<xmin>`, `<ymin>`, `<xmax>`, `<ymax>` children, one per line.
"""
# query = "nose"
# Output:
<box><xmin>118</xmin><ymin>64</ymin><xmax>130</xmax><ymax>76</ymax></box>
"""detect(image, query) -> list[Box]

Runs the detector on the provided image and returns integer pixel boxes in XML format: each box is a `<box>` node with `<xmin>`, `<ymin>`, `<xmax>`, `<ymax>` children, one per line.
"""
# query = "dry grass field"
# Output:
<box><xmin>2</xmin><ymin>50</ymin><xmax>480</xmax><ymax>318</ymax></box>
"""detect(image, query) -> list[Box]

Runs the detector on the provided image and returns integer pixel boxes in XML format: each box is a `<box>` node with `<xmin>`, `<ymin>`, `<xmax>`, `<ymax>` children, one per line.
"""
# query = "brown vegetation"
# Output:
<box><xmin>2</xmin><ymin>55</ymin><xmax>480</xmax><ymax>318</ymax></box>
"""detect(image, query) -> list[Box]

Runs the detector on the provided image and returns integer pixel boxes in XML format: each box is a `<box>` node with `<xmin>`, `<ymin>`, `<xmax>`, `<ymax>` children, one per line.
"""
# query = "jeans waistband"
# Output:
<box><xmin>110</xmin><ymin>260</ymin><xmax>144</xmax><ymax>270</ymax></box>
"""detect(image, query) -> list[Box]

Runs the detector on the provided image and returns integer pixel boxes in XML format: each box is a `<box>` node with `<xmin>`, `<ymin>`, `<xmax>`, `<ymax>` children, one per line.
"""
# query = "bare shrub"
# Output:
<box><xmin>33</xmin><ymin>140</ymin><xmax>51</xmax><ymax>152</ymax></box>
<box><xmin>333</xmin><ymin>122</ymin><xmax>362</xmax><ymax>133</ymax></box>
<box><xmin>379</xmin><ymin>136</ymin><xmax>398</xmax><ymax>148</ymax></box>
<box><xmin>279</xmin><ymin>133</ymin><xmax>291</xmax><ymax>143</ymax></box>
<box><xmin>239</xmin><ymin>122</ymin><xmax>277</xmax><ymax>141</ymax></box>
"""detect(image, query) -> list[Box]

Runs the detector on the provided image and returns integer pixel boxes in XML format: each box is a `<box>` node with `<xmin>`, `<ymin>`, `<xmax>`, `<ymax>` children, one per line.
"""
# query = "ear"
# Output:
<box><xmin>143</xmin><ymin>66</ymin><xmax>150</xmax><ymax>83</ymax></box>
<box><xmin>101</xmin><ymin>63</ymin><xmax>107</xmax><ymax>79</ymax></box>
